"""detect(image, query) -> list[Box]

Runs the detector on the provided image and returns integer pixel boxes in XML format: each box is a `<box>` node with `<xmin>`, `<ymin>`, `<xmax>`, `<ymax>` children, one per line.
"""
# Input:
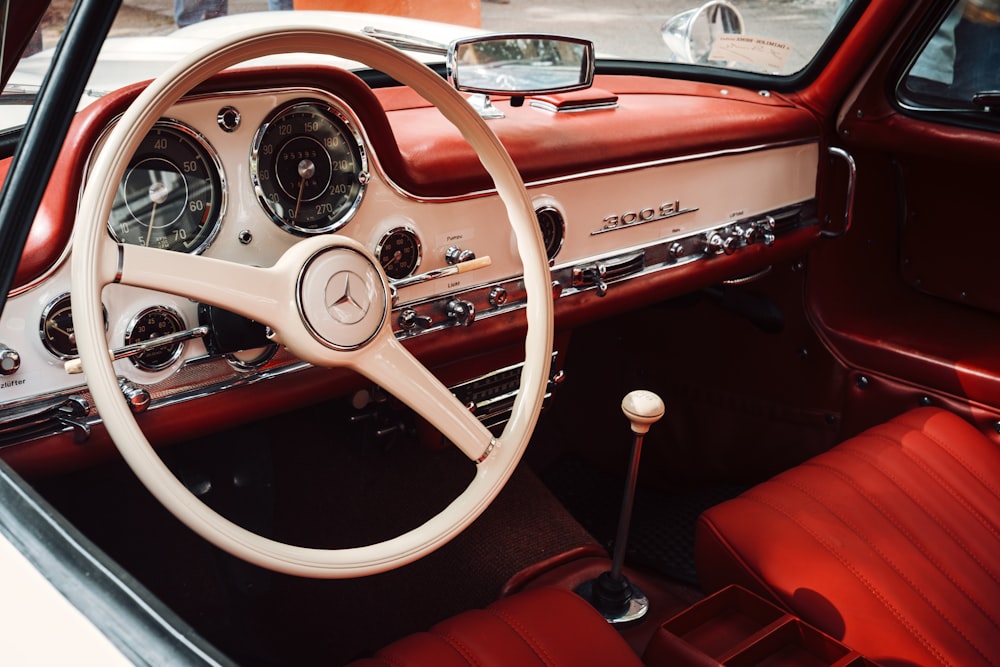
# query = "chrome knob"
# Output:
<box><xmin>445</xmin><ymin>246</ymin><xmax>476</xmax><ymax>265</ymax></box>
<box><xmin>446</xmin><ymin>299</ymin><xmax>476</xmax><ymax>327</ymax></box>
<box><xmin>398</xmin><ymin>308</ymin><xmax>432</xmax><ymax>332</ymax></box>
<box><xmin>489</xmin><ymin>286</ymin><xmax>509</xmax><ymax>308</ymax></box>
<box><xmin>120</xmin><ymin>381</ymin><xmax>151</xmax><ymax>414</ymax></box>
<box><xmin>705</xmin><ymin>231</ymin><xmax>725</xmax><ymax>255</ymax></box>
<box><xmin>0</xmin><ymin>345</ymin><xmax>20</xmax><ymax>376</ymax></box>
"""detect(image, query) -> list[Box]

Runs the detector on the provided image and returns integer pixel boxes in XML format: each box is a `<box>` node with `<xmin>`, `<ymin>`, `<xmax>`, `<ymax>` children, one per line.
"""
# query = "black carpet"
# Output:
<box><xmin>542</xmin><ymin>454</ymin><xmax>746</xmax><ymax>587</ymax></box>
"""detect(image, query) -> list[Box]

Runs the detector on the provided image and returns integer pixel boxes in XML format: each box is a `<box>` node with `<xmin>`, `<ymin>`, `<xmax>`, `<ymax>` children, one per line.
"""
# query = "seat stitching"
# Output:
<box><xmin>841</xmin><ymin>435</ymin><xmax>1000</xmax><ymax>577</ymax></box>
<box><xmin>741</xmin><ymin>487</ymin><xmax>955</xmax><ymax>667</ymax></box>
<box><xmin>804</xmin><ymin>441</ymin><xmax>1000</xmax><ymax>664</ymax></box>
<box><xmin>802</xmin><ymin>459</ymin><xmax>1000</xmax><ymax>616</ymax></box>
<box><xmin>484</xmin><ymin>606</ymin><xmax>555</xmax><ymax>667</ymax></box>
<box><xmin>875</xmin><ymin>424</ymin><xmax>1000</xmax><ymax>539</ymax></box>
<box><xmin>782</xmin><ymin>465</ymin><xmax>1000</xmax><ymax>644</ymax></box>
<box><xmin>426</xmin><ymin>627</ymin><xmax>483</xmax><ymax>667</ymax></box>
<box><xmin>898</xmin><ymin>414</ymin><xmax>1000</xmax><ymax>500</ymax></box>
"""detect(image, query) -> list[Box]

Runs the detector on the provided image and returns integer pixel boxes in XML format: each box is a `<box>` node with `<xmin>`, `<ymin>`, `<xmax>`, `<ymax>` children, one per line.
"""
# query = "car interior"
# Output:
<box><xmin>0</xmin><ymin>0</ymin><xmax>998</xmax><ymax>665</ymax></box>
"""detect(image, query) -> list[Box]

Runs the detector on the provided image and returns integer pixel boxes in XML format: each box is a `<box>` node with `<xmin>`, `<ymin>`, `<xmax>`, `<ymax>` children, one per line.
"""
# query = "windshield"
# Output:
<box><xmin>10</xmin><ymin>0</ymin><xmax>854</xmax><ymax>126</ymax></box>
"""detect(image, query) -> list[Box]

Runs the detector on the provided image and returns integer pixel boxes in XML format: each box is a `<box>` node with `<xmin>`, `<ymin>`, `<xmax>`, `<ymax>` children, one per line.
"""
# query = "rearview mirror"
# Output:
<box><xmin>447</xmin><ymin>35</ymin><xmax>595</xmax><ymax>96</ymax></box>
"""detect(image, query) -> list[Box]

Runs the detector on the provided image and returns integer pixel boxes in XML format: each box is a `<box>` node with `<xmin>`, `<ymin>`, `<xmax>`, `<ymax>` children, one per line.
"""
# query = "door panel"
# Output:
<box><xmin>805</xmin><ymin>0</ymin><xmax>1000</xmax><ymax>438</ymax></box>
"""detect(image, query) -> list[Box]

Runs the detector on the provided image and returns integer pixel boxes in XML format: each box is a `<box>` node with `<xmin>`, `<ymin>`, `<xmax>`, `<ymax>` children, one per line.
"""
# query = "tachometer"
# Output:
<box><xmin>251</xmin><ymin>100</ymin><xmax>368</xmax><ymax>235</ymax></box>
<box><xmin>108</xmin><ymin>120</ymin><xmax>224</xmax><ymax>254</ymax></box>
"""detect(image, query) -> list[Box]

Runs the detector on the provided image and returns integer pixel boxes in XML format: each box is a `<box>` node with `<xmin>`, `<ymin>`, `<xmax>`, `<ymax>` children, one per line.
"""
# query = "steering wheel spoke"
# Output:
<box><xmin>352</xmin><ymin>333</ymin><xmax>496</xmax><ymax>462</ymax></box>
<box><xmin>117</xmin><ymin>243</ymin><xmax>285</xmax><ymax>325</ymax></box>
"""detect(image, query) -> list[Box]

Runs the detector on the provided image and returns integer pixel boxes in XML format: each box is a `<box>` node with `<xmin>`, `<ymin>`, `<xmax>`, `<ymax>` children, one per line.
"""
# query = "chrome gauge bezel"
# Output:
<box><xmin>535</xmin><ymin>205</ymin><xmax>566</xmax><ymax>262</ymax></box>
<box><xmin>375</xmin><ymin>226</ymin><xmax>422</xmax><ymax>280</ymax></box>
<box><xmin>124</xmin><ymin>306</ymin><xmax>186</xmax><ymax>372</ymax></box>
<box><xmin>39</xmin><ymin>292</ymin><xmax>108</xmax><ymax>360</ymax></box>
<box><xmin>106</xmin><ymin>118</ymin><xmax>226</xmax><ymax>255</ymax></box>
<box><xmin>250</xmin><ymin>98</ymin><xmax>369</xmax><ymax>236</ymax></box>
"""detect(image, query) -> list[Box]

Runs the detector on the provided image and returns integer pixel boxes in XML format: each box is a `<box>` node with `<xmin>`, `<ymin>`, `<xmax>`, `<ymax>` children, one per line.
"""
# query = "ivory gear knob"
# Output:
<box><xmin>621</xmin><ymin>390</ymin><xmax>665</xmax><ymax>435</ymax></box>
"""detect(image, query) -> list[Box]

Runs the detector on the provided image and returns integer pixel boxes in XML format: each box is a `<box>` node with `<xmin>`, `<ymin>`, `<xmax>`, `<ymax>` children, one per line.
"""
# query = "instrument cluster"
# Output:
<box><xmin>108</xmin><ymin>98</ymin><xmax>372</xmax><ymax>256</ymax></box>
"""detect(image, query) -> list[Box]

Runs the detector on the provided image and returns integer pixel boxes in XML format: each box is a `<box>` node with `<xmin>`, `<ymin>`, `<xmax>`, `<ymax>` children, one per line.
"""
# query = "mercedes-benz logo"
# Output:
<box><xmin>325</xmin><ymin>271</ymin><xmax>371</xmax><ymax>325</ymax></box>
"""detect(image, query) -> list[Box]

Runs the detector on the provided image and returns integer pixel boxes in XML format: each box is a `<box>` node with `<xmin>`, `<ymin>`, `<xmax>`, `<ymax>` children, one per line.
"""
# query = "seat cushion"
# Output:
<box><xmin>347</xmin><ymin>585</ymin><xmax>644</xmax><ymax>667</ymax></box>
<box><xmin>696</xmin><ymin>407</ymin><xmax>1000</xmax><ymax>667</ymax></box>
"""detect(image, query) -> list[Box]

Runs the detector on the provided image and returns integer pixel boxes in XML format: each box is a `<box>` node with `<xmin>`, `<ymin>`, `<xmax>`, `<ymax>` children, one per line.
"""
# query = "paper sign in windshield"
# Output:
<box><xmin>709</xmin><ymin>35</ymin><xmax>793</xmax><ymax>73</ymax></box>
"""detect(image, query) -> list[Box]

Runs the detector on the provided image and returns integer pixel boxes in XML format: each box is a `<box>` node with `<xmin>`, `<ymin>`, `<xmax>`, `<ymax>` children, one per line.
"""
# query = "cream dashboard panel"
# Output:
<box><xmin>0</xmin><ymin>85</ymin><xmax>819</xmax><ymax>444</ymax></box>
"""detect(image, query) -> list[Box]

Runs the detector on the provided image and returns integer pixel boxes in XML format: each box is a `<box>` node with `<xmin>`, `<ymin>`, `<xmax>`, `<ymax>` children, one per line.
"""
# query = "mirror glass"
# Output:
<box><xmin>448</xmin><ymin>35</ymin><xmax>595</xmax><ymax>95</ymax></box>
<box><xmin>661</xmin><ymin>1</ymin><xmax>745</xmax><ymax>64</ymax></box>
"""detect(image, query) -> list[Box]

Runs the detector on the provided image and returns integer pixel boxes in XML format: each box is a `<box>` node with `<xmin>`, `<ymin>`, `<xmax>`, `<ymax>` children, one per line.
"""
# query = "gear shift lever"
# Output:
<box><xmin>577</xmin><ymin>389</ymin><xmax>664</xmax><ymax>623</ymax></box>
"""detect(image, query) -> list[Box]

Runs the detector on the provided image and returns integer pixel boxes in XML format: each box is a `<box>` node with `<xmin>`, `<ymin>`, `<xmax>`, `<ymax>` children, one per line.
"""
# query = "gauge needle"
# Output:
<box><xmin>47</xmin><ymin>321</ymin><xmax>74</xmax><ymax>340</ymax></box>
<box><xmin>146</xmin><ymin>181</ymin><xmax>168</xmax><ymax>247</ymax></box>
<box><xmin>292</xmin><ymin>159</ymin><xmax>316</xmax><ymax>222</ymax></box>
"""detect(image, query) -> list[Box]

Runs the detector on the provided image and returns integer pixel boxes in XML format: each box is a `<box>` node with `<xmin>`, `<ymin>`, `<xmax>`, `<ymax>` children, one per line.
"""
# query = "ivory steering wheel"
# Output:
<box><xmin>71</xmin><ymin>25</ymin><xmax>553</xmax><ymax>578</ymax></box>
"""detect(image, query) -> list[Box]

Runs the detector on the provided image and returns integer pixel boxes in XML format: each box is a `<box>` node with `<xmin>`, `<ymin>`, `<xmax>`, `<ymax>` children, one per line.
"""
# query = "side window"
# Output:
<box><xmin>898</xmin><ymin>0</ymin><xmax>1000</xmax><ymax>116</ymax></box>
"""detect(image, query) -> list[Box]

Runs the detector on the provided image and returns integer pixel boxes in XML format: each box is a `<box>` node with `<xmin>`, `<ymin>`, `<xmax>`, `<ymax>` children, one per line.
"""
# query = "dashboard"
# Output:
<box><xmin>0</xmin><ymin>66</ymin><xmax>823</xmax><ymax>468</ymax></box>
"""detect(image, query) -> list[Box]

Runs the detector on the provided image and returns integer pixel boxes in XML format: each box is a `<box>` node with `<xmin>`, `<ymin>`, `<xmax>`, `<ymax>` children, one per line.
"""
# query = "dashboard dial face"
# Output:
<box><xmin>376</xmin><ymin>227</ymin><xmax>421</xmax><ymax>280</ymax></box>
<box><xmin>39</xmin><ymin>293</ymin><xmax>107</xmax><ymax>359</ymax></box>
<box><xmin>108</xmin><ymin>120</ymin><xmax>224</xmax><ymax>254</ymax></box>
<box><xmin>535</xmin><ymin>206</ymin><xmax>565</xmax><ymax>261</ymax></box>
<box><xmin>251</xmin><ymin>101</ymin><xmax>368</xmax><ymax>235</ymax></box>
<box><xmin>125</xmin><ymin>306</ymin><xmax>185</xmax><ymax>371</ymax></box>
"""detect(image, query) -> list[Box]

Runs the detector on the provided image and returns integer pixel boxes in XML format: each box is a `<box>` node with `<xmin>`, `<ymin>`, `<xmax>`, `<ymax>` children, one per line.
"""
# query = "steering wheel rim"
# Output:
<box><xmin>71</xmin><ymin>25</ymin><xmax>554</xmax><ymax>578</ymax></box>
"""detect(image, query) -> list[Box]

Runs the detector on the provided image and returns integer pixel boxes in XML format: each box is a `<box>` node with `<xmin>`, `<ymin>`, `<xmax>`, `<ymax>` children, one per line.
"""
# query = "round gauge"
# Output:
<box><xmin>535</xmin><ymin>206</ymin><xmax>565</xmax><ymax>261</ymax></box>
<box><xmin>108</xmin><ymin>120</ymin><xmax>225</xmax><ymax>254</ymax></box>
<box><xmin>251</xmin><ymin>100</ymin><xmax>368</xmax><ymax>235</ymax></box>
<box><xmin>125</xmin><ymin>306</ymin><xmax>185</xmax><ymax>371</ymax></box>
<box><xmin>39</xmin><ymin>293</ymin><xmax>108</xmax><ymax>359</ymax></box>
<box><xmin>376</xmin><ymin>227</ymin><xmax>421</xmax><ymax>280</ymax></box>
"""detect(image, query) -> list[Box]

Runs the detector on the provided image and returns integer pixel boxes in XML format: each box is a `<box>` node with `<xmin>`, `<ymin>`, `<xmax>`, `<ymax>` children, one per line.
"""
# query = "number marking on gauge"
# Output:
<box><xmin>376</xmin><ymin>227</ymin><xmax>422</xmax><ymax>280</ymax></box>
<box><xmin>251</xmin><ymin>100</ymin><xmax>368</xmax><ymax>235</ymax></box>
<box><xmin>124</xmin><ymin>306</ymin><xmax>186</xmax><ymax>371</ymax></box>
<box><xmin>108</xmin><ymin>120</ymin><xmax>225</xmax><ymax>254</ymax></box>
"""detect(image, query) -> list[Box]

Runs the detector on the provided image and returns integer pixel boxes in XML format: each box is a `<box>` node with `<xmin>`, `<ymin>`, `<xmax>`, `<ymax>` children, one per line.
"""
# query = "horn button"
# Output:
<box><xmin>298</xmin><ymin>247</ymin><xmax>388</xmax><ymax>350</ymax></box>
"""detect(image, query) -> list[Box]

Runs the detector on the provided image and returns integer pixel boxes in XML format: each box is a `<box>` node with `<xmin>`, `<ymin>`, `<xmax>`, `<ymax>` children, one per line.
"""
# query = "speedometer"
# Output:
<box><xmin>108</xmin><ymin>120</ymin><xmax>224</xmax><ymax>254</ymax></box>
<box><xmin>251</xmin><ymin>100</ymin><xmax>369</xmax><ymax>235</ymax></box>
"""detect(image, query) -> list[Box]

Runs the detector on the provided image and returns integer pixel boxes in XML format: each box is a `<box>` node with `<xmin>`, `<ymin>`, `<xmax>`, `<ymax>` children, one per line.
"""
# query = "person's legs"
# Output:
<box><xmin>174</xmin><ymin>0</ymin><xmax>229</xmax><ymax>27</ymax></box>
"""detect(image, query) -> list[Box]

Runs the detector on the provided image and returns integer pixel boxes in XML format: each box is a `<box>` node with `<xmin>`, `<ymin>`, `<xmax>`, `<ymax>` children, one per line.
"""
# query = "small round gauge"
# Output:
<box><xmin>39</xmin><ymin>293</ymin><xmax>108</xmax><ymax>359</ymax></box>
<box><xmin>251</xmin><ymin>100</ymin><xmax>368</xmax><ymax>235</ymax></box>
<box><xmin>535</xmin><ymin>206</ymin><xmax>565</xmax><ymax>261</ymax></box>
<box><xmin>376</xmin><ymin>227</ymin><xmax>421</xmax><ymax>280</ymax></box>
<box><xmin>108</xmin><ymin>120</ymin><xmax>225</xmax><ymax>254</ymax></box>
<box><xmin>125</xmin><ymin>306</ymin><xmax>185</xmax><ymax>371</ymax></box>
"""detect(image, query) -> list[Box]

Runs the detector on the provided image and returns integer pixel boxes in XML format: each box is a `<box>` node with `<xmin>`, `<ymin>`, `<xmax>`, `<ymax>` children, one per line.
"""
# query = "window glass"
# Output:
<box><xmin>899</xmin><ymin>0</ymin><xmax>1000</xmax><ymax>113</ymax></box>
<box><xmin>2</xmin><ymin>0</ymin><xmax>860</xmax><ymax>135</ymax></box>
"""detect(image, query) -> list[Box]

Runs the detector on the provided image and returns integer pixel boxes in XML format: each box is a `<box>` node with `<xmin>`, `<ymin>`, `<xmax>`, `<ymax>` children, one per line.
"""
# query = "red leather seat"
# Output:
<box><xmin>696</xmin><ymin>407</ymin><xmax>1000</xmax><ymax>666</ymax></box>
<box><xmin>347</xmin><ymin>585</ymin><xmax>644</xmax><ymax>666</ymax></box>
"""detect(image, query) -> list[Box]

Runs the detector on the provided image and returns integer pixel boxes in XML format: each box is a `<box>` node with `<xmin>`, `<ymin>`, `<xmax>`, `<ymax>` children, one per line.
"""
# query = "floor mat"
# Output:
<box><xmin>542</xmin><ymin>455</ymin><xmax>747</xmax><ymax>587</ymax></box>
<box><xmin>36</xmin><ymin>408</ymin><xmax>602</xmax><ymax>666</ymax></box>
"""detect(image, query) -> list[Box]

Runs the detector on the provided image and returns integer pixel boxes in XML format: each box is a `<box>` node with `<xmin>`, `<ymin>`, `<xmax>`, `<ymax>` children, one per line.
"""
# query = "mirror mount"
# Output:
<box><xmin>466</xmin><ymin>92</ymin><xmax>506</xmax><ymax>119</ymax></box>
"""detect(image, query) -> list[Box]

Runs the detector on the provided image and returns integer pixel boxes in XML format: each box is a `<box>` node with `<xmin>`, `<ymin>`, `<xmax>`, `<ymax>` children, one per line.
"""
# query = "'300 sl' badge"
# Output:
<box><xmin>593</xmin><ymin>200</ymin><xmax>698</xmax><ymax>235</ymax></box>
